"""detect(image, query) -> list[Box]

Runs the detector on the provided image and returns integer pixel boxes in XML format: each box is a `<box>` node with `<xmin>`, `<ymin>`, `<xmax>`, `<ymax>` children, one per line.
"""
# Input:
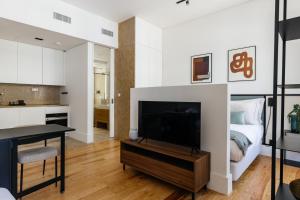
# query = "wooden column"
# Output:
<box><xmin>115</xmin><ymin>18</ymin><xmax>135</xmax><ymax>140</ymax></box>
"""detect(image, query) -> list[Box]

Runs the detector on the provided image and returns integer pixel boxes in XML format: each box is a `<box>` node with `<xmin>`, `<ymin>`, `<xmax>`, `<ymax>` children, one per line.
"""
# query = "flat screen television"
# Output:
<box><xmin>138</xmin><ymin>101</ymin><xmax>201</xmax><ymax>149</ymax></box>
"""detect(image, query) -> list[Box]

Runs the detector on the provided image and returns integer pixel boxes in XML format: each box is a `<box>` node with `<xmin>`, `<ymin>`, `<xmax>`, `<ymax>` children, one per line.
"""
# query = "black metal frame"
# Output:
<box><xmin>279</xmin><ymin>0</ymin><xmax>288</xmax><ymax>190</ymax></box>
<box><xmin>271</xmin><ymin>0</ymin><xmax>292</xmax><ymax>199</ymax></box>
<box><xmin>271</xmin><ymin>0</ymin><xmax>280</xmax><ymax>198</ymax></box>
<box><xmin>10</xmin><ymin>131</ymin><xmax>66</xmax><ymax>199</ymax></box>
<box><xmin>43</xmin><ymin>140</ymin><xmax>47</xmax><ymax>175</ymax></box>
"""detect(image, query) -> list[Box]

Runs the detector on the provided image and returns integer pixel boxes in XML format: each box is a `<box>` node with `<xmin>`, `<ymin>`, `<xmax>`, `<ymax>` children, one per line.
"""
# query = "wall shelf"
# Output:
<box><xmin>278</xmin><ymin>84</ymin><xmax>300</xmax><ymax>89</ymax></box>
<box><xmin>279</xmin><ymin>17</ymin><xmax>300</xmax><ymax>41</ymax></box>
<box><xmin>276</xmin><ymin>184</ymin><xmax>296</xmax><ymax>200</ymax></box>
<box><xmin>276</xmin><ymin>135</ymin><xmax>300</xmax><ymax>153</ymax></box>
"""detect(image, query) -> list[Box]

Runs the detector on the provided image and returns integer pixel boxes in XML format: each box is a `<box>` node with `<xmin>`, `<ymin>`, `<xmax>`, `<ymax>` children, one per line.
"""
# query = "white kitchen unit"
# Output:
<box><xmin>44</xmin><ymin>106</ymin><xmax>69</xmax><ymax>114</ymax></box>
<box><xmin>0</xmin><ymin>106</ymin><xmax>70</xmax><ymax>129</ymax></box>
<box><xmin>43</xmin><ymin>48</ymin><xmax>65</xmax><ymax>86</ymax></box>
<box><xmin>18</xmin><ymin>107</ymin><xmax>45</xmax><ymax>127</ymax></box>
<box><xmin>0</xmin><ymin>39</ymin><xmax>18</xmax><ymax>83</ymax></box>
<box><xmin>0</xmin><ymin>108</ymin><xmax>19</xmax><ymax>129</ymax></box>
<box><xmin>17</xmin><ymin>43</ymin><xmax>43</xmax><ymax>85</ymax></box>
<box><xmin>0</xmin><ymin>39</ymin><xmax>66</xmax><ymax>86</ymax></box>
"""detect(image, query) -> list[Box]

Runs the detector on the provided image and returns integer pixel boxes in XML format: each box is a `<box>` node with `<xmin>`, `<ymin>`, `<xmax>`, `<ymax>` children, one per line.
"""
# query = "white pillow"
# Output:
<box><xmin>231</xmin><ymin>99</ymin><xmax>264</xmax><ymax>125</ymax></box>
<box><xmin>257</xmin><ymin>98</ymin><xmax>265</xmax><ymax>124</ymax></box>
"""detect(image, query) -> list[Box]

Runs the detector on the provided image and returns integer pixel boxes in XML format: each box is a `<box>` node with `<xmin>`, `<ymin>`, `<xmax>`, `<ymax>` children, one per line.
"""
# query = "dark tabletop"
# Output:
<box><xmin>0</xmin><ymin>124</ymin><xmax>75</xmax><ymax>140</ymax></box>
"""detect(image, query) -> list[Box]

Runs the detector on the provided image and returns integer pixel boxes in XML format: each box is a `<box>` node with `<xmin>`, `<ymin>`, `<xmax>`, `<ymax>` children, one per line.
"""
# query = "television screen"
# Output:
<box><xmin>138</xmin><ymin>101</ymin><xmax>201</xmax><ymax>149</ymax></box>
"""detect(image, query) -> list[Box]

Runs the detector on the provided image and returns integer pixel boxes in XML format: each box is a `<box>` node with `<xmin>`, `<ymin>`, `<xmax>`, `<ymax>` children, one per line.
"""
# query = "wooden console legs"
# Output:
<box><xmin>192</xmin><ymin>192</ymin><xmax>196</xmax><ymax>200</ymax></box>
<box><xmin>123</xmin><ymin>164</ymin><xmax>125</xmax><ymax>171</ymax></box>
<box><xmin>191</xmin><ymin>185</ymin><xmax>207</xmax><ymax>200</ymax></box>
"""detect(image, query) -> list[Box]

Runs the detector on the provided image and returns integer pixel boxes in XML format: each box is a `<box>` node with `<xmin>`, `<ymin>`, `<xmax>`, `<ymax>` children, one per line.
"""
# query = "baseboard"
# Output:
<box><xmin>208</xmin><ymin>172</ymin><xmax>232</xmax><ymax>195</ymax></box>
<box><xmin>86</xmin><ymin>133</ymin><xmax>94</xmax><ymax>144</ymax></box>
<box><xmin>69</xmin><ymin>131</ymin><xmax>92</xmax><ymax>144</ymax></box>
<box><xmin>260</xmin><ymin>145</ymin><xmax>280</xmax><ymax>157</ymax></box>
<box><xmin>260</xmin><ymin>145</ymin><xmax>300</xmax><ymax>161</ymax></box>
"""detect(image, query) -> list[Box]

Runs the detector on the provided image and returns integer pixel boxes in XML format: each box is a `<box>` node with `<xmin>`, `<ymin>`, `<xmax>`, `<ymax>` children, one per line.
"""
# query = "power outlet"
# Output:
<box><xmin>268</xmin><ymin>97</ymin><xmax>274</xmax><ymax>107</ymax></box>
<box><xmin>32</xmin><ymin>88</ymin><xmax>39</xmax><ymax>92</ymax></box>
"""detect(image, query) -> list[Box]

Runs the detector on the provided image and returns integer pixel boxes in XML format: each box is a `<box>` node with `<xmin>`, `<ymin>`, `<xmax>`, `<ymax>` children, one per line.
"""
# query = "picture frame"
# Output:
<box><xmin>228</xmin><ymin>46</ymin><xmax>256</xmax><ymax>82</ymax></box>
<box><xmin>191</xmin><ymin>53</ymin><xmax>212</xmax><ymax>84</ymax></box>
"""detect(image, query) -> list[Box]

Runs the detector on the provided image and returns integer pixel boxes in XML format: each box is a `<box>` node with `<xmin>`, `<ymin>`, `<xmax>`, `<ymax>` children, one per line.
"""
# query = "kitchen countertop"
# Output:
<box><xmin>0</xmin><ymin>104</ymin><xmax>69</xmax><ymax>108</ymax></box>
<box><xmin>94</xmin><ymin>105</ymin><xmax>109</xmax><ymax>110</ymax></box>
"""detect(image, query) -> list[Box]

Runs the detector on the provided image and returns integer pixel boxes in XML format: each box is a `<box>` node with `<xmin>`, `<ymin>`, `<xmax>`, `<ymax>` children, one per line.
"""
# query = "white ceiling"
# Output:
<box><xmin>0</xmin><ymin>18</ymin><xmax>86</xmax><ymax>51</ymax></box>
<box><xmin>62</xmin><ymin>0</ymin><xmax>251</xmax><ymax>28</ymax></box>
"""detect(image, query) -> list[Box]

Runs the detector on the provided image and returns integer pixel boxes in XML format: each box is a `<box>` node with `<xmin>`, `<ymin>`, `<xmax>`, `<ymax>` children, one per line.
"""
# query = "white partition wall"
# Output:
<box><xmin>64</xmin><ymin>42</ymin><xmax>94</xmax><ymax>143</ymax></box>
<box><xmin>130</xmin><ymin>84</ymin><xmax>232</xmax><ymax>195</ymax></box>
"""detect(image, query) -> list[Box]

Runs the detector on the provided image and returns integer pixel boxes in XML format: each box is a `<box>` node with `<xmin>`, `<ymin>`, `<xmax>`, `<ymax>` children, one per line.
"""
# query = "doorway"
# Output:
<box><xmin>93</xmin><ymin>45</ymin><xmax>113</xmax><ymax>142</ymax></box>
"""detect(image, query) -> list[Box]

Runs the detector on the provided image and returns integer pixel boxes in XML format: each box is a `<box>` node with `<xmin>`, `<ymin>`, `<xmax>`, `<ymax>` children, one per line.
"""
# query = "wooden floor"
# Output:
<box><xmin>94</xmin><ymin>127</ymin><xmax>111</xmax><ymax>143</ymax></box>
<box><xmin>20</xmin><ymin>139</ymin><xmax>300</xmax><ymax>200</ymax></box>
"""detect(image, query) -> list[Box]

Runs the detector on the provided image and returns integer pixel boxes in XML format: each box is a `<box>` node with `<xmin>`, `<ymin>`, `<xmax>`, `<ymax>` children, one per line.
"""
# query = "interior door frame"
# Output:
<box><xmin>109</xmin><ymin>48</ymin><xmax>115</xmax><ymax>138</ymax></box>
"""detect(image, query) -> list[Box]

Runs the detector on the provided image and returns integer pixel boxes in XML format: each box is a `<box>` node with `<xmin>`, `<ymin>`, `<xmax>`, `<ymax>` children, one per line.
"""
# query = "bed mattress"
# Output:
<box><xmin>230</xmin><ymin>124</ymin><xmax>263</xmax><ymax>181</ymax></box>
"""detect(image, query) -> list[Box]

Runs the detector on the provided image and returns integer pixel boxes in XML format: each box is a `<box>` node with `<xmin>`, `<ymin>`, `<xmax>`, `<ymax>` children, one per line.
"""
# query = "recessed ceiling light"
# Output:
<box><xmin>34</xmin><ymin>37</ymin><xmax>44</xmax><ymax>41</ymax></box>
<box><xmin>55</xmin><ymin>41</ymin><xmax>62</xmax><ymax>46</ymax></box>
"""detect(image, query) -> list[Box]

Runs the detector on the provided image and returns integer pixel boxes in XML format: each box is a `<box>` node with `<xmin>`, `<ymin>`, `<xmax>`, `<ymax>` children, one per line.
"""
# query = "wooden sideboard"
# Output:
<box><xmin>120</xmin><ymin>139</ymin><xmax>210</xmax><ymax>200</ymax></box>
<box><xmin>94</xmin><ymin>108</ymin><xmax>109</xmax><ymax>129</ymax></box>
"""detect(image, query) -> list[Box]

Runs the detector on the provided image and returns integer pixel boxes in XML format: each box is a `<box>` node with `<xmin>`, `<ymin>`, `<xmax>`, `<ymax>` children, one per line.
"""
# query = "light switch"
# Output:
<box><xmin>32</xmin><ymin>88</ymin><xmax>39</xmax><ymax>92</ymax></box>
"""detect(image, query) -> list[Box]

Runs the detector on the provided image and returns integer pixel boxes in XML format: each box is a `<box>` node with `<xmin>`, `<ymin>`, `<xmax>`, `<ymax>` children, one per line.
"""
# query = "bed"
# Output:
<box><xmin>230</xmin><ymin>95</ymin><xmax>266</xmax><ymax>181</ymax></box>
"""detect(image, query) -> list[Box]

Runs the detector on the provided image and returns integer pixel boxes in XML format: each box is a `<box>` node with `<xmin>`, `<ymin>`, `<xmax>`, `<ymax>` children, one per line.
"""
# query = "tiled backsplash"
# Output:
<box><xmin>0</xmin><ymin>84</ymin><xmax>61</xmax><ymax>105</ymax></box>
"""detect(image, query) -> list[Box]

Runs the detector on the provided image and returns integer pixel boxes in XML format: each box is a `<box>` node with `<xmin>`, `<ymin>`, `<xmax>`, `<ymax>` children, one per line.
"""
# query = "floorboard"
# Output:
<box><xmin>19</xmin><ymin>139</ymin><xmax>299</xmax><ymax>200</ymax></box>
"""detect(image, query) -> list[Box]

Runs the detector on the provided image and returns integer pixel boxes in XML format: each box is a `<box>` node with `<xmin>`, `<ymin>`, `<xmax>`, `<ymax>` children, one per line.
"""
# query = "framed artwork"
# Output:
<box><xmin>191</xmin><ymin>53</ymin><xmax>212</xmax><ymax>84</ymax></box>
<box><xmin>228</xmin><ymin>46</ymin><xmax>256</xmax><ymax>82</ymax></box>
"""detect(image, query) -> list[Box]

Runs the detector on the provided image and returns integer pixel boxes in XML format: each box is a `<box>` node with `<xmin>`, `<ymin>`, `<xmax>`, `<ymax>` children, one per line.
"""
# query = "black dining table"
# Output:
<box><xmin>0</xmin><ymin>124</ymin><xmax>75</xmax><ymax>198</ymax></box>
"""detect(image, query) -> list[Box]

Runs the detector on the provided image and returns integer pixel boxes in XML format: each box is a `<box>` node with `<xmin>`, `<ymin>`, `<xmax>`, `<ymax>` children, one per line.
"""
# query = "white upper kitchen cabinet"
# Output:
<box><xmin>18</xmin><ymin>43</ymin><xmax>43</xmax><ymax>84</ymax></box>
<box><xmin>0</xmin><ymin>108</ymin><xmax>19</xmax><ymax>129</ymax></box>
<box><xmin>43</xmin><ymin>48</ymin><xmax>65</xmax><ymax>86</ymax></box>
<box><xmin>18</xmin><ymin>107</ymin><xmax>45</xmax><ymax>127</ymax></box>
<box><xmin>0</xmin><ymin>39</ymin><xmax>18</xmax><ymax>83</ymax></box>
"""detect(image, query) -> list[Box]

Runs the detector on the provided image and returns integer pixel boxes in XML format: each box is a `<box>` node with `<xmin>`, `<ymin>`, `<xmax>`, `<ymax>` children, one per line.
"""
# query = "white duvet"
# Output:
<box><xmin>230</xmin><ymin>124</ymin><xmax>264</xmax><ymax>145</ymax></box>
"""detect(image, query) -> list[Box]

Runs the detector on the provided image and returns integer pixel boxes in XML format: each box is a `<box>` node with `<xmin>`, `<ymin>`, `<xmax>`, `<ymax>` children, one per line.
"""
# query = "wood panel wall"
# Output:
<box><xmin>115</xmin><ymin>18</ymin><xmax>135</xmax><ymax>140</ymax></box>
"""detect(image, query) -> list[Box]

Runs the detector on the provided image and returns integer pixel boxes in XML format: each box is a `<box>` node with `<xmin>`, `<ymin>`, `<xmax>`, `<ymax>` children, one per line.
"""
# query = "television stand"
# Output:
<box><xmin>120</xmin><ymin>139</ymin><xmax>210</xmax><ymax>200</ymax></box>
<box><xmin>137</xmin><ymin>137</ymin><xmax>146</xmax><ymax>143</ymax></box>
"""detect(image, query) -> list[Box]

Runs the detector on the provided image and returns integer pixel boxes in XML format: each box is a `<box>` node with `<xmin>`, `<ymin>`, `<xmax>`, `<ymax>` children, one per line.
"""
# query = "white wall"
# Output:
<box><xmin>162</xmin><ymin>0</ymin><xmax>300</xmax><ymax>158</ymax></box>
<box><xmin>130</xmin><ymin>84</ymin><xmax>232</xmax><ymax>195</ymax></box>
<box><xmin>135</xmin><ymin>17</ymin><xmax>162</xmax><ymax>88</ymax></box>
<box><xmin>162</xmin><ymin>0</ymin><xmax>300</xmax><ymax>94</ymax></box>
<box><xmin>0</xmin><ymin>0</ymin><xmax>118</xmax><ymax>48</ymax></box>
<box><xmin>64</xmin><ymin>42</ymin><xmax>94</xmax><ymax>143</ymax></box>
